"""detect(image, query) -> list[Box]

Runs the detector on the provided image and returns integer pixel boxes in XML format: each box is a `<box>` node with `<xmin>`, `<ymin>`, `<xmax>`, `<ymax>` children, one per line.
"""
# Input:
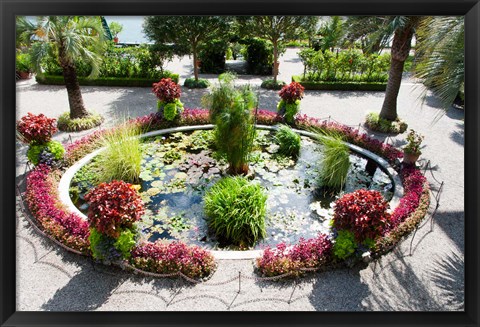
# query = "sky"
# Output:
<box><xmin>104</xmin><ymin>16</ymin><xmax>148</xmax><ymax>44</ymax></box>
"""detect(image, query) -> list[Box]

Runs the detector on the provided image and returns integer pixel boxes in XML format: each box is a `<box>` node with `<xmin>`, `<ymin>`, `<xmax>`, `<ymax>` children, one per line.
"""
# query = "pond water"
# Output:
<box><xmin>70</xmin><ymin>129</ymin><xmax>393</xmax><ymax>250</ymax></box>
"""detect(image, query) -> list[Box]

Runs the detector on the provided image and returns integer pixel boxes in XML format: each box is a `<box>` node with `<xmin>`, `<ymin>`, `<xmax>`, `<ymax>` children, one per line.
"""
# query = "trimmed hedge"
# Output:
<box><xmin>36</xmin><ymin>74</ymin><xmax>179</xmax><ymax>87</ymax></box>
<box><xmin>292</xmin><ymin>76</ymin><xmax>386</xmax><ymax>91</ymax></box>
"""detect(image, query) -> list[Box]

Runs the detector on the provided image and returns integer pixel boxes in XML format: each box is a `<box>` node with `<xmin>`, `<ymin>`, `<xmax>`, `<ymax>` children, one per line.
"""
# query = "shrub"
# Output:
<box><xmin>332</xmin><ymin>230</ymin><xmax>357</xmax><ymax>260</ymax></box>
<box><xmin>261</xmin><ymin>79</ymin><xmax>286</xmax><ymax>90</ymax></box>
<box><xmin>183</xmin><ymin>77</ymin><xmax>210</xmax><ymax>89</ymax></box>
<box><xmin>36</xmin><ymin>75</ymin><xmax>179</xmax><ymax>87</ymax></box>
<box><xmin>152</xmin><ymin>78</ymin><xmax>181</xmax><ymax>103</ymax></box>
<box><xmin>333</xmin><ymin>189</ymin><xmax>390</xmax><ymax>243</ymax></box>
<box><xmin>158</xmin><ymin>99</ymin><xmax>184</xmax><ymax>121</ymax></box>
<box><xmin>274</xmin><ymin>125</ymin><xmax>301</xmax><ymax>158</ymax></box>
<box><xmin>57</xmin><ymin>111</ymin><xmax>104</xmax><ymax>132</ymax></box>
<box><xmin>94</xmin><ymin>123</ymin><xmax>142</xmax><ymax>184</ymax></box>
<box><xmin>26</xmin><ymin>140</ymin><xmax>65</xmax><ymax>165</ymax></box>
<box><xmin>17</xmin><ymin>113</ymin><xmax>58</xmax><ymax>144</ymax></box>
<box><xmin>256</xmin><ymin>234</ymin><xmax>333</xmax><ymax>277</ymax></box>
<box><xmin>243</xmin><ymin>38</ymin><xmax>274</xmax><ymax>75</ymax></box>
<box><xmin>198</xmin><ymin>39</ymin><xmax>228</xmax><ymax>74</ymax></box>
<box><xmin>317</xmin><ymin>132</ymin><xmax>350</xmax><ymax>191</ymax></box>
<box><xmin>130</xmin><ymin>241</ymin><xmax>216</xmax><ymax>279</ymax></box>
<box><xmin>85</xmin><ymin>180</ymin><xmax>145</xmax><ymax>238</ymax></box>
<box><xmin>204</xmin><ymin>176</ymin><xmax>267</xmax><ymax>247</ymax></box>
<box><xmin>16</xmin><ymin>51</ymin><xmax>32</xmax><ymax>73</ymax></box>
<box><xmin>365</xmin><ymin>112</ymin><xmax>408</xmax><ymax>134</ymax></box>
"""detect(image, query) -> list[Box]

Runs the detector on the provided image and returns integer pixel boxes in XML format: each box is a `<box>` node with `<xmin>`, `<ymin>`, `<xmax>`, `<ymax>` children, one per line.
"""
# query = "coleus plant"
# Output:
<box><xmin>17</xmin><ymin>112</ymin><xmax>58</xmax><ymax>144</ymax></box>
<box><xmin>333</xmin><ymin>189</ymin><xmax>390</xmax><ymax>243</ymax></box>
<box><xmin>85</xmin><ymin>180</ymin><xmax>145</xmax><ymax>238</ymax></box>
<box><xmin>278</xmin><ymin>81</ymin><xmax>305</xmax><ymax>104</ymax></box>
<box><xmin>152</xmin><ymin>78</ymin><xmax>182</xmax><ymax>103</ymax></box>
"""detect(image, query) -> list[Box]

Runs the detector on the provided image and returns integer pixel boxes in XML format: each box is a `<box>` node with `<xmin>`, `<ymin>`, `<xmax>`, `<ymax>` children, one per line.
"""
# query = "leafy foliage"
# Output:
<box><xmin>242</xmin><ymin>38</ymin><xmax>274</xmax><ymax>75</ymax></box>
<box><xmin>365</xmin><ymin>112</ymin><xmax>408</xmax><ymax>134</ymax></box>
<box><xmin>89</xmin><ymin>227</ymin><xmax>122</xmax><ymax>261</ymax></box>
<box><xmin>27</xmin><ymin>140</ymin><xmax>65</xmax><ymax>165</ymax></box>
<box><xmin>152</xmin><ymin>78</ymin><xmax>181</xmax><ymax>103</ymax></box>
<box><xmin>204</xmin><ymin>176</ymin><xmax>267</xmax><ymax>247</ymax></box>
<box><xmin>183</xmin><ymin>77</ymin><xmax>209</xmax><ymax>89</ymax></box>
<box><xmin>260</xmin><ymin>79</ymin><xmax>286</xmax><ymax>90</ymax></box>
<box><xmin>256</xmin><ymin>234</ymin><xmax>332</xmax><ymax>277</ymax></box>
<box><xmin>85</xmin><ymin>180</ymin><xmax>145</xmax><ymax>238</ymax></box>
<box><xmin>332</xmin><ymin>229</ymin><xmax>357</xmax><ymax>260</ymax></box>
<box><xmin>299</xmin><ymin>48</ymin><xmax>390</xmax><ymax>82</ymax></box>
<box><xmin>333</xmin><ymin>189</ymin><xmax>390</xmax><ymax>242</ymax></box>
<box><xmin>279</xmin><ymin>81</ymin><xmax>305</xmax><ymax>103</ymax></box>
<box><xmin>131</xmin><ymin>241</ymin><xmax>216</xmax><ymax>279</ymax></box>
<box><xmin>17</xmin><ymin>113</ymin><xmax>58</xmax><ymax>144</ymax></box>
<box><xmin>274</xmin><ymin>125</ymin><xmax>301</xmax><ymax>158</ymax></box>
<box><xmin>403</xmin><ymin>129</ymin><xmax>424</xmax><ymax>155</ymax></box>
<box><xmin>57</xmin><ymin>111</ymin><xmax>104</xmax><ymax>132</ymax></box>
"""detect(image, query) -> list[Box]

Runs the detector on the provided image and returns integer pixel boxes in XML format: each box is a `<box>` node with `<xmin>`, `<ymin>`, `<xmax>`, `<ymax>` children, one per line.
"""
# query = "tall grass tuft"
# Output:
<box><xmin>95</xmin><ymin>123</ymin><xmax>143</xmax><ymax>184</ymax></box>
<box><xmin>317</xmin><ymin>130</ymin><xmax>350</xmax><ymax>191</ymax></box>
<box><xmin>204</xmin><ymin>176</ymin><xmax>267</xmax><ymax>248</ymax></box>
<box><xmin>274</xmin><ymin>124</ymin><xmax>301</xmax><ymax>158</ymax></box>
<box><xmin>201</xmin><ymin>72</ymin><xmax>239</xmax><ymax>123</ymax></box>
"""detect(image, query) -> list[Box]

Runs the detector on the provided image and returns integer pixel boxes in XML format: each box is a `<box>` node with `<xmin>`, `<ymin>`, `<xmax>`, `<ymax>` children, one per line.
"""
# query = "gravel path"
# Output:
<box><xmin>15</xmin><ymin>48</ymin><xmax>464</xmax><ymax>311</ymax></box>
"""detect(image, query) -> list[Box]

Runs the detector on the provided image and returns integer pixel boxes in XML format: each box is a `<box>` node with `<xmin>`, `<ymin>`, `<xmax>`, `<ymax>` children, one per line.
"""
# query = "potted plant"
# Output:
<box><xmin>16</xmin><ymin>52</ymin><xmax>32</xmax><ymax>79</ymax></box>
<box><xmin>403</xmin><ymin>129</ymin><xmax>424</xmax><ymax>164</ymax></box>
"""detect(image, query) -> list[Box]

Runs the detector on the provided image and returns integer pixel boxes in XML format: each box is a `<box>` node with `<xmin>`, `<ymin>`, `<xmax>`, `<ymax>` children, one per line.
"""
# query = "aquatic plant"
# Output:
<box><xmin>204</xmin><ymin>176</ymin><xmax>267</xmax><ymax>247</ymax></box>
<box><xmin>274</xmin><ymin>124</ymin><xmax>301</xmax><ymax>158</ymax></box>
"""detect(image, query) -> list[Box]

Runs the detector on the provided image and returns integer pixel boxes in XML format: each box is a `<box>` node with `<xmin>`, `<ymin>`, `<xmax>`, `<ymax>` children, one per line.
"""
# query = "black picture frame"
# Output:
<box><xmin>1</xmin><ymin>1</ymin><xmax>478</xmax><ymax>326</ymax></box>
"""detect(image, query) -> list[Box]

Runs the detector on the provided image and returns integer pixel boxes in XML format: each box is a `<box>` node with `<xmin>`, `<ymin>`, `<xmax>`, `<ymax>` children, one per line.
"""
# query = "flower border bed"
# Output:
<box><xmin>23</xmin><ymin>109</ymin><xmax>429</xmax><ymax>280</ymax></box>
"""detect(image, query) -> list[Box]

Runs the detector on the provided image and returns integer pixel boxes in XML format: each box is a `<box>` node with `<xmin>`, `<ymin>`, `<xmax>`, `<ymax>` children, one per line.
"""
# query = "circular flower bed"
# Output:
<box><xmin>22</xmin><ymin>109</ymin><xmax>430</xmax><ymax>280</ymax></box>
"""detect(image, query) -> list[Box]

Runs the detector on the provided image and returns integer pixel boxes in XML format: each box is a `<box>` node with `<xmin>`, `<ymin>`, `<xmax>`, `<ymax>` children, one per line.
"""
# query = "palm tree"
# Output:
<box><xmin>17</xmin><ymin>16</ymin><xmax>105</xmax><ymax>120</ymax></box>
<box><xmin>414</xmin><ymin>16</ymin><xmax>464</xmax><ymax>110</ymax></box>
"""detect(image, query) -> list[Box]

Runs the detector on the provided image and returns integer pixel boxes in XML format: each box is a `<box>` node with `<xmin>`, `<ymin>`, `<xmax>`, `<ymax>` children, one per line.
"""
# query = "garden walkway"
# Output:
<box><xmin>15</xmin><ymin>48</ymin><xmax>464</xmax><ymax>311</ymax></box>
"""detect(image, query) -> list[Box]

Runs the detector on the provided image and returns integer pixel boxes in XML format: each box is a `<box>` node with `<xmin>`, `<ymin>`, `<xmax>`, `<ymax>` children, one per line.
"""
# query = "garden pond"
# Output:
<box><xmin>70</xmin><ymin>129</ymin><xmax>394</xmax><ymax>250</ymax></box>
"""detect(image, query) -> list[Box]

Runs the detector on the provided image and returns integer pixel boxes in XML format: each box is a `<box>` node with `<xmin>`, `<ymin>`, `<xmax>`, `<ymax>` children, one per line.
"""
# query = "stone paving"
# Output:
<box><xmin>15</xmin><ymin>48</ymin><xmax>464</xmax><ymax>311</ymax></box>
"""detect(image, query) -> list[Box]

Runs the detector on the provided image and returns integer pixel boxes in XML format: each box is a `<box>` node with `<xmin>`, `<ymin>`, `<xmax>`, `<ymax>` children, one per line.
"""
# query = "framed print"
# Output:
<box><xmin>1</xmin><ymin>0</ymin><xmax>478</xmax><ymax>326</ymax></box>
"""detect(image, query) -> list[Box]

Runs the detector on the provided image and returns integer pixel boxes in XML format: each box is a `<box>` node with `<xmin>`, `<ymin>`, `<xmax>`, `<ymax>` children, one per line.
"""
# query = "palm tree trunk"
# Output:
<box><xmin>379</xmin><ymin>59</ymin><xmax>405</xmax><ymax>121</ymax></box>
<box><xmin>62</xmin><ymin>64</ymin><xmax>89</xmax><ymax>119</ymax></box>
<box><xmin>379</xmin><ymin>21</ymin><xmax>416</xmax><ymax>121</ymax></box>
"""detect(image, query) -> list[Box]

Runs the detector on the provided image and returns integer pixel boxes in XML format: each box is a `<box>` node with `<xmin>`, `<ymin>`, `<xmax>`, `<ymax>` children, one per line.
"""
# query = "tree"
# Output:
<box><xmin>343</xmin><ymin>16</ymin><xmax>391</xmax><ymax>54</ymax></box>
<box><xmin>316</xmin><ymin>16</ymin><xmax>344</xmax><ymax>52</ymax></box>
<box><xmin>239</xmin><ymin>16</ymin><xmax>318</xmax><ymax>83</ymax></box>
<box><xmin>143</xmin><ymin>16</ymin><xmax>232</xmax><ymax>82</ymax></box>
<box><xmin>414</xmin><ymin>16</ymin><xmax>464</xmax><ymax>110</ymax></box>
<box><xmin>108</xmin><ymin>21</ymin><xmax>123</xmax><ymax>38</ymax></box>
<box><xmin>17</xmin><ymin>16</ymin><xmax>106</xmax><ymax>120</ymax></box>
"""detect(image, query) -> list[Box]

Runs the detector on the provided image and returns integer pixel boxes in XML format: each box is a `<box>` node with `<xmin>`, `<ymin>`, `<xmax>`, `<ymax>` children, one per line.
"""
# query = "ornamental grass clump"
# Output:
<box><xmin>274</xmin><ymin>124</ymin><xmax>301</xmax><ymax>158</ymax></box>
<box><xmin>277</xmin><ymin>81</ymin><xmax>305</xmax><ymax>124</ymax></box>
<box><xmin>85</xmin><ymin>180</ymin><xmax>144</xmax><ymax>261</ymax></box>
<box><xmin>317</xmin><ymin>131</ymin><xmax>350</xmax><ymax>191</ymax></box>
<box><xmin>204</xmin><ymin>176</ymin><xmax>267</xmax><ymax>248</ymax></box>
<box><xmin>95</xmin><ymin>123</ymin><xmax>142</xmax><ymax>184</ymax></box>
<box><xmin>17</xmin><ymin>113</ymin><xmax>65</xmax><ymax>166</ymax></box>
<box><xmin>256</xmin><ymin>234</ymin><xmax>333</xmax><ymax>277</ymax></box>
<box><xmin>152</xmin><ymin>78</ymin><xmax>184</xmax><ymax>121</ymax></box>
